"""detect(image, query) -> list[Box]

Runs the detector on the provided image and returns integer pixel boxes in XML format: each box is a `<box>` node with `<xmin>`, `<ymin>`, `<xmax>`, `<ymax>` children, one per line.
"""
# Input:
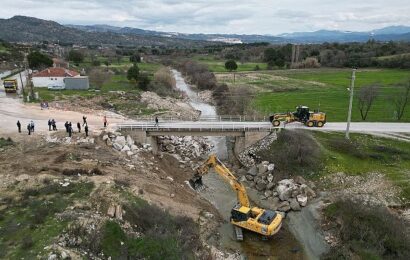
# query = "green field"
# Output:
<box><xmin>193</xmin><ymin>56</ymin><xmax>267</xmax><ymax>72</ymax></box>
<box><xmin>313</xmin><ymin>131</ymin><xmax>410</xmax><ymax>202</ymax></box>
<box><xmin>220</xmin><ymin>68</ymin><xmax>410</xmax><ymax>122</ymax></box>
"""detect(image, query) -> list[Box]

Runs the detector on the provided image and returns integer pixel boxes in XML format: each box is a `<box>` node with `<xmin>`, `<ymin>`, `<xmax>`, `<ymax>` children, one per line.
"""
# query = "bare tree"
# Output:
<box><xmin>392</xmin><ymin>79</ymin><xmax>410</xmax><ymax>120</ymax></box>
<box><xmin>88</xmin><ymin>69</ymin><xmax>111</xmax><ymax>90</ymax></box>
<box><xmin>154</xmin><ymin>67</ymin><xmax>176</xmax><ymax>88</ymax></box>
<box><xmin>358</xmin><ymin>84</ymin><xmax>380</xmax><ymax>120</ymax></box>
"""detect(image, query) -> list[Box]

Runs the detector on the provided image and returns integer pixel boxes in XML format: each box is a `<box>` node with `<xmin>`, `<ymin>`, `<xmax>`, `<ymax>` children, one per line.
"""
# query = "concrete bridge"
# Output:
<box><xmin>118</xmin><ymin>121</ymin><xmax>280</xmax><ymax>154</ymax></box>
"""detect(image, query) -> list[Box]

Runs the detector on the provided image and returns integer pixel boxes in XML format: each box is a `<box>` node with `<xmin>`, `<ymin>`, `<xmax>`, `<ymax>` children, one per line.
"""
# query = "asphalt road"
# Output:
<box><xmin>119</xmin><ymin>121</ymin><xmax>410</xmax><ymax>133</ymax></box>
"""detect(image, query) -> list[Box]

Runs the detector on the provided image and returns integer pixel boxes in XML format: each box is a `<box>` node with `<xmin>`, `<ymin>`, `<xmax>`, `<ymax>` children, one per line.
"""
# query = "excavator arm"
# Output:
<box><xmin>189</xmin><ymin>154</ymin><xmax>250</xmax><ymax>208</ymax></box>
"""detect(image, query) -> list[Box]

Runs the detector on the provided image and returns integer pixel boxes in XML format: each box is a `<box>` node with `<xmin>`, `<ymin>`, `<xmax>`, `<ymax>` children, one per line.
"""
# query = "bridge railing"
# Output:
<box><xmin>128</xmin><ymin>115</ymin><xmax>271</xmax><ymax>122</ymax></box>
<box><xmin>117</xmin><ymin>123</ymin><xmax>279</xmax><ymax>132</ymax></box>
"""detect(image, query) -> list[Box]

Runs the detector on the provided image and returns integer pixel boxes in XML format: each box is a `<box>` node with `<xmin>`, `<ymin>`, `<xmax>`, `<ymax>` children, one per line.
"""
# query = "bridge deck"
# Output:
<box><xmin>118</xmin><ymin>121</ymin><xmax>279</xmax><ymax>133</ymax></box>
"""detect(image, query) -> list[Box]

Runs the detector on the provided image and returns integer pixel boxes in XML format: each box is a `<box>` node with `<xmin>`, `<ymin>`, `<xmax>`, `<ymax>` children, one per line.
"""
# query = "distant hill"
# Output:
<box><xmin>67</xmin><ymin>24</ymin><xmax>286</xmax><ymax>44</ymax></box>
<box><xmin>278</xmin><ymin>26</ymin><xmax>410</xmax><ymax>43</ymax></box>
<box><xmin>0</xmin><ymin>16</ymin><xmax>213</xmax><ymax>47</ymax></box>
<box><xmin>0</xmin><ymin>16</ymin><xmax>409</xmax><ymax>46</ymax></box>
<box><xmin>70</xmin><ymin>23</ymin><xmax>410</xmax><ymax>44</ymax></box>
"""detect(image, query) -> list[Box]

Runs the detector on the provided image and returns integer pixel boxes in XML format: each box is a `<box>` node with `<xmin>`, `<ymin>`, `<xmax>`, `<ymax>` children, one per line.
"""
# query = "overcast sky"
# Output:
<box><xmin>0</xmin><ymin>0</ymin><xmax>409</xmax><ymax>34</ymax></box>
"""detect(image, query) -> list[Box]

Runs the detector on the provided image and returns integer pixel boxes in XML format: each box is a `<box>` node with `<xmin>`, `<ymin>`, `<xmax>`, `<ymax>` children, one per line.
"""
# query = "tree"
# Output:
<box><xmin>264</xmin><ymin>48</ymin><xmax>285</xmax><ymax>68</ymax></box>
<box><xmin>138</xmin><ymin>73</ymin><xmax>151</xmax><ymax>91</ymax></box>
<box><xmin>225</xmin><ymin>60</ymin><xmax>238</xmax><ymax>82</ymax></box>
<box><xmin>27</xmin><ymin>51</ymin><xmax>53</xmax><ymax>69</ymax></box>
<box><xmin>130</xmin><ymin>54</ymin><xmax>141</xmax><ymax>63</ymax></box>
<box><xmin>127</xmin><ymin>63</ymin><xmax>140</xmax><ymax>83</ymax></box>
<box><xmin>358</xmin><ymin>85</ymin><xmax>380</xmax><ymax>120</ymax></box>
<box><xmin>392</xmin><ymin>80</ymin><xmax>410</xmax><ymax>120</ymax></box>
<box><xmin>88</xmin><ymin>69</ymin><xmax>111</xmax><ymax>90</ymax></box>
<box><xmin>68</xmin><ymin>50</ymin><xmax>84</xmax><ymax>64</ymax></box>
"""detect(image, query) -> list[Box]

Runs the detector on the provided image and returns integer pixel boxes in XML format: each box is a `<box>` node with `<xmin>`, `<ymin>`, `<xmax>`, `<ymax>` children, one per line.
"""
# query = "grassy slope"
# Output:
<box><xmin>313</xmin><ymin>131</ymin><xmax>410</xmax><ymax>202</ymax></box>
<box><xmin>0</xmin><ymin>182</ymin><xmax>94</xmax><ymax>258</ymax></box>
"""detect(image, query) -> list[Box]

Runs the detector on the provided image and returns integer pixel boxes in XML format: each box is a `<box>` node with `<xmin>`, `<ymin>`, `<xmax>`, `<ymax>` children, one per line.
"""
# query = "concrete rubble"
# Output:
<box><xmin>157</xmin><ymin>136</ymin><xmax>213</xmax><ymax>159</ymax></box>
<box><xmin>237</xmin><ymin>133</ymin><xmax>278</xmax><ymax>167</ymax></box>
<box><xmin>241</xmin><ymin>160</ymin><xmax>317</xmax><ymax>213</ymax></box>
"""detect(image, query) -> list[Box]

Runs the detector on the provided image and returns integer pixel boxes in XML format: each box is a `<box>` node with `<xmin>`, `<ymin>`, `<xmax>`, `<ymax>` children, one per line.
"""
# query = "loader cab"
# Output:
<box><xmin>293</xmin><ymin>106</ymin><xmax>310</xmax><ymax>122</ymax></box>
<box><xmin>231</xmin><ymin>204</ymin><xmax>251</xmax><ymax>222</ymax></box>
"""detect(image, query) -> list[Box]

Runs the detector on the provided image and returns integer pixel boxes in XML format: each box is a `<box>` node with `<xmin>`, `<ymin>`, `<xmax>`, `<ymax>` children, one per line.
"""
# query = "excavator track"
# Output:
<box><xmin>234</xmin><ymin>226</ymin><xmax>244</xmax><ymax>241</ymax></box>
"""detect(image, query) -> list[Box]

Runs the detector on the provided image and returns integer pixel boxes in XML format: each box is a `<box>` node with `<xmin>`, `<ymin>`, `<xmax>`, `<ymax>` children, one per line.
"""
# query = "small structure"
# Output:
<box><xmin>32</xmin><ymin>67</ymin><xmax>80</xmax><ymax>88</ymax></box>
<box><xmin>64</xmin><ymin>76</ymin><xmax>89</xmax><ymax>90</ymax></box>
<box><xmin>52</xmin><ymin>58</ymin><xmax>69</xmax><ymax>69</ymax></box>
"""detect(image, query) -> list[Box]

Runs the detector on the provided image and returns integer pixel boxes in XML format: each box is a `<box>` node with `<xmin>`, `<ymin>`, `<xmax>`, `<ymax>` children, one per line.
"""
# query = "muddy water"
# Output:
<box><xmin>172</xmin><ymin>69</ymin><xmax>307</xmax><ymax>259</ymax></box>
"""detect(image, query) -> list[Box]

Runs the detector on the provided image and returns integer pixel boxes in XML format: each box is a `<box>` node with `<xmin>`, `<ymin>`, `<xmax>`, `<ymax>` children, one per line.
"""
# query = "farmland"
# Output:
<box><xmin>212</xmin><ymin>67</ymin><xmax>410</xmax><ymax>122</ymax></box>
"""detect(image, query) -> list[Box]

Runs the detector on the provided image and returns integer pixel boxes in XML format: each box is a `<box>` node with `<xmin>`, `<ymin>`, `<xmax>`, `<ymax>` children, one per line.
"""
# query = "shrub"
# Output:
<box><xmin>0</xmin><ymin>137</ymin><xmax>14</xmax><ymax>148</ymax></box>
<box><xmin>154</xmin><ymin>67</ymin><xmax>176</xmax><ymax>89</ymax></box>
<box><xmin>323</xmin><ymin>199</ymin><xmax>410</xmax><ymax>259</ymax></box>
<box><xmin>257</xmin><ymin>130</ymin><xmax>322</xmax><ymax>176</ymax></box>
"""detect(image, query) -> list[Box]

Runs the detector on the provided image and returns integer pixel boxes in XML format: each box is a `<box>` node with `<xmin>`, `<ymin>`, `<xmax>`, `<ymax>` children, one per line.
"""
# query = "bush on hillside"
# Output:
<box><xmin>256</xmin><ymin>130</ymin><xmax>322</xmax><ymax>176</ymax></box>
<box><xmin>323</xmin><ymin>199</ymin><xmax>410</xmax><ymax>260</ymax></box>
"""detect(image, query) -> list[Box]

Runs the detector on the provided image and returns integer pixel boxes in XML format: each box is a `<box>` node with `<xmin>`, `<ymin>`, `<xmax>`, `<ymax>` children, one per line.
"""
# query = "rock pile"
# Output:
<box><xmin>45</xmin><ymin>135</ymin><xmax>95</xmax><ymax>145</ymax></box>
<box><xmin>103</xmin><ymin>132</ymin><xmax>149</xmax><ymax>157</ymax></box>
<box><xmin>158</xmin><ymin>136</ymin><xmax>213</xmax><ymax>159</ymax></box>
<box><xmin>245</xmin><ymin>161</ymin><xmax>316</xmax><ymax>212</ymax></box>
<box><xmin>237</xmin><ymin>133</ymin><xmax>277</xmax><ymax>167</ymax></box>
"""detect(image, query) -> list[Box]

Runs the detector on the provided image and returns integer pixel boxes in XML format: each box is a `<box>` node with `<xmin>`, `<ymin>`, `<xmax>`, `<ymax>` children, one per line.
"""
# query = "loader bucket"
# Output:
<box><xmin>189</xmin><ymin>176</ymin><xmax>205</xmax><ymax>191</ymax></box>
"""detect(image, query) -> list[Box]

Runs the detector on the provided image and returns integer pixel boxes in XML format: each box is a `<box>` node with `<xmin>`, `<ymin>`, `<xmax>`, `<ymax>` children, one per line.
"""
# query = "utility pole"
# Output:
<box><xmin>345</xmin><ymin>68</ymin><xmax>356</xmax><ymax>140</ymax></box>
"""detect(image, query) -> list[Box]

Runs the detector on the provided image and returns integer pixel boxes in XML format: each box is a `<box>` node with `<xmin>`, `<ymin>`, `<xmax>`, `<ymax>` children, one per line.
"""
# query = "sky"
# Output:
<box><xmin>0</xmin><ymin>0</ymin><xmax>409</xmax><ymax>34</ymax></box>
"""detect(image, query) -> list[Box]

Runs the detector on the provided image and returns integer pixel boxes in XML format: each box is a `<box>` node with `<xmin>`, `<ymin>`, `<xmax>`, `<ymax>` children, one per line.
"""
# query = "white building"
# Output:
<box><xmin>32</xmin><ymin>67</ymin><xmax>80</xmax><ymax>88</ymax></box>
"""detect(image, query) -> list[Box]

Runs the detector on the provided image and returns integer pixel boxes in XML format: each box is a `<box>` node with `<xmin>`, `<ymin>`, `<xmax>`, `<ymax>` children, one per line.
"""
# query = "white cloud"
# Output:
<box><xmin>0</xmin><ymin>0</ymin><xmax>409</xmax><ymax>34</ymax></box>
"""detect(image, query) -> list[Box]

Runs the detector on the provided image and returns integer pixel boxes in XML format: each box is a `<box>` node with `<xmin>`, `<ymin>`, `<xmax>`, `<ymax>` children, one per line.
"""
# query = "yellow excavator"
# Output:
<box><xmin>189</xmin><ymin>154</ymin><xmax>283</xmax><ymax>240</ymax></box>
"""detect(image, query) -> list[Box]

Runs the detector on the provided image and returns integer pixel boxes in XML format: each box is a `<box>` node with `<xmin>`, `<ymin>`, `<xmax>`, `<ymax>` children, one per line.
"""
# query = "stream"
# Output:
<box><xmin>172</xmin><ymin>69</ymin><xmax>325</xmax><ymax>259</ymax></box>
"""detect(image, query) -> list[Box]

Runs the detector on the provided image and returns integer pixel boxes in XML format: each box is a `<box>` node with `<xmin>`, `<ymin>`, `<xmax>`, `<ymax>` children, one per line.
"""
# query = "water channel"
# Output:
<box><xmin>172</xmin><ymin>69</ymin><xmax>310</xmax><ymax>259</ymax></box>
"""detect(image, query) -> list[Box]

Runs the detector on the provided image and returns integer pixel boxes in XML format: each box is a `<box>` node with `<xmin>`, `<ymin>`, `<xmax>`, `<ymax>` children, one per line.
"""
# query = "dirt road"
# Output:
<box><xmin>0</xmin><ymin>95</ymin><xmax>127</xmax><ymax>135</ymax></box>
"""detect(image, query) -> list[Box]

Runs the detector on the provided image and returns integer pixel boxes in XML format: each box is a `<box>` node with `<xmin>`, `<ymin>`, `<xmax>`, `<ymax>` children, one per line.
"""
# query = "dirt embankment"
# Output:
<box><xmin>0</xmin><ymin>132</ymin><xmax>223</xmax><ymax>259</ymax></box>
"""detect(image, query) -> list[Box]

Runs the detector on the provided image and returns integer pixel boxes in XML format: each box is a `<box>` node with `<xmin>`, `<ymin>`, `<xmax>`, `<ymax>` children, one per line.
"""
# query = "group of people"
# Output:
<box><xmin>16</xmin><ymin>114</ymin><xmax>110</xmax><ymax>136</ymax></box>
<box><xmin>16</xmin><ymin>120</ymin><xmax>35</xmax><ymax>135</ymax></box>
<box><xmin>47</xmin><ymin>119</ymin><xmax>58</xmax><ymax>131</ymax></box>
<box><xmin>64</xmin><ymin>116</ymin><xmax>89</xmax><ymax>137</ymax></box>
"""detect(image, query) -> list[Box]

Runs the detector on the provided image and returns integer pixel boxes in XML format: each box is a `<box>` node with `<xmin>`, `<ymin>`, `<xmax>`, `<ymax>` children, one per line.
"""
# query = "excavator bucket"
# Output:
<box><xmin>188</xmin><ymin>176</ymin><xmax>205</xmax><ymax>191</ymax></box>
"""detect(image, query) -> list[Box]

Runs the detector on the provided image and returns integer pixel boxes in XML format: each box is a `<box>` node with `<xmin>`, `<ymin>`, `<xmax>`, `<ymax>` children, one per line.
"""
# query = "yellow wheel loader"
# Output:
<box><xmin>269</xmin><ymin>105</ymin><xmax>326</xmax><ymax>127</ymax></box>
<box><xmin>189</xmin><ymin>154</ymin><xmax>283</xmax><ymax>240</ymax></box>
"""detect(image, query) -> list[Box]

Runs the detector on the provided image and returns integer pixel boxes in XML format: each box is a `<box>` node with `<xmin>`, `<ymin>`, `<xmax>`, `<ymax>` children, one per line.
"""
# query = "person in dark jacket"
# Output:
<box><xmin>77</xmin><ymin>122</ymin><xmax>81</xmax><ymax>133</ymax></box>
<box><xmin>17</xmin><ymin>120</ymin><xmax>21</xmax><ymax>133</ymax></box>
<box><xmin>48</xmin><ymin>119</ymin><xmax>52</xmax><ymax>131</ymax></box>
<box><xmin>64</xmin><ymin>121</ymin><xmax>69</xmax><ymax>133</ymax></box>
<box><xmin>83</xmin><ymin>115</ymin><xmax>87</xmax><ymax>125</ymax></box>
<box><xmin>84</xmin><ymin>124</ymin><xmax>89</xmax><ymax>137</ymax></box>
<box><xmin>68</xmin><ymin>124</ymin><xmax>72</xmax><ymax>137</ymax></box>
<box><xmin>27</xmin><ymin>123</ymin><xmax>31</xmax><ymax>135</ymax></box>
<box><xmin>52</xmin><ymin>119</ymin><xmax>57</xmax><ymax>131</ymax></box>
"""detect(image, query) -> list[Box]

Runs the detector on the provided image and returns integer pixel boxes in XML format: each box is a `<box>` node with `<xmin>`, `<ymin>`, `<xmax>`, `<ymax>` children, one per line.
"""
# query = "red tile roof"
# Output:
<box><xmin>33</xmin><ymin>67</ymin><xmax>79</xmax><ymax>78</ymax></box>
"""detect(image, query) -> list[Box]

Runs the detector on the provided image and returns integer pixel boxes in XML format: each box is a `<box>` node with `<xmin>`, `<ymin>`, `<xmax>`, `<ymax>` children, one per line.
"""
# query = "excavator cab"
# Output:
<box><xmin>231</xmin><ymin>204</ymin><xmax>251</xmax><ymax>222</ymax></box>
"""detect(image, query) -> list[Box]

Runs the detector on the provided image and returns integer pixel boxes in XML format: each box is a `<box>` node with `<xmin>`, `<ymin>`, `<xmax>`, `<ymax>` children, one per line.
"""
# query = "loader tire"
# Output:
<box><xmin>273</xmin><ymin>120</ymin><xmax>281</xmax><ymax>127</ymax></box>
<box><xmin>317</xmin><ymin>121</ymin><xmax>324</xmax><ymax>127</ymax></box>
<box><xmin>307</xmin><ymin>121</ymin><xmax>315</xmax><ymax>127</ymax></box>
